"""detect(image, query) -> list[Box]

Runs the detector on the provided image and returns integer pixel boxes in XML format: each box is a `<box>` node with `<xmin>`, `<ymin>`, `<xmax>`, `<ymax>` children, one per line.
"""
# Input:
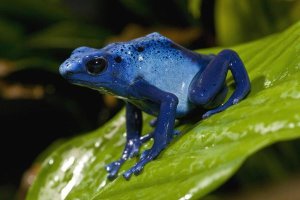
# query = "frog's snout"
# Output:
<box><xmin>59</xmin><ymin>60</ymin><xmax>77</xmax><ymax>78</ymax></box>
<box><xmin>59</xmin><ymin>67</ymin><xmax>73</xmax><ymax>78</ymax></box>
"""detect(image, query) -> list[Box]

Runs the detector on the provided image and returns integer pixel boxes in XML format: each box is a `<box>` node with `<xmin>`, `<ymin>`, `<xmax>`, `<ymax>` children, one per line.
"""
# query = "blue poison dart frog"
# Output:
<box><xmin>59</xmin><ymin>32</ymin><xmax>250</xmax><ymax>180</ymax></box>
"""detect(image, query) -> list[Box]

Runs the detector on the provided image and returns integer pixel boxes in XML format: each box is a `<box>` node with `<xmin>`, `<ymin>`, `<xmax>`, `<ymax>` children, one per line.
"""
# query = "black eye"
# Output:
<box><xmin>86</xmin><ymin>57</ymin><xmax>107</xmax><ymax>75</ymax></box>
<box><xmin>114</xmin><ymin>56</ymin><xmax>122</xmax><ymax>63</ymax></box>
<box><xmin>137</xmin><ymin>46</ymin><xmax>144</xmax><ymax>52</ymax></box>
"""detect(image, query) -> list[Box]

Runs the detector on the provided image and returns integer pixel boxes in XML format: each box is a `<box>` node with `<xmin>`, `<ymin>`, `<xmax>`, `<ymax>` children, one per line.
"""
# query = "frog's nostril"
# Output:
<box><xmin>65</xmin><ymin>71</ymin><xmax>74</xmax><ymax>76</ymax></box>
<box><xmin>59</xmin><ymin>65</ymin><xmax>74</xmax><ymax>78</ymax></box>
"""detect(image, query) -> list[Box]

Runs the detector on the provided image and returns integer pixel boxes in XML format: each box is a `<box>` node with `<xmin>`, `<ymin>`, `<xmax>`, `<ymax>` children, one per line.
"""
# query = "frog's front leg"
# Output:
<box><xmin>105</xmin><ymin>102</ymin><xmax>142</xmax><ymax>179</ymax></box>
<box><xmin>123</xmin><ymin>80</ymin><xmax>178</xmax><ymax>180</ymax></box>
<box><xmin>188</xmin><ymin>49</ymin><xmax>250</xmax><ymax>118</ymax></box>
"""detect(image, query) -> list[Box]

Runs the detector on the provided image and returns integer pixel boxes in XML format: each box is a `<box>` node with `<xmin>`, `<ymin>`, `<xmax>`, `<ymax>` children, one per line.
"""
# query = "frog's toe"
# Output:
<box><xmin>202</xmin><ymin>110</ymin><xmax>218</xmax><ymax>119</ymax></box>
<box><xmin>105</xmin><ymin>160</ymin><xmax>123</xmax><ymax>179</ymax></box>
<box><xmin>107</xmin><ymin>171</ymin><xmax>118</xmax><ymax>180</ymax></box>
<box><xmin>105</xmin><ymin>161</ymin><xmax>118</xmax><ymax>172</ymax></box>
<box><xmin>173</xmin><ymin>129</ymin><xmax>180</xmax><ymax>136</ymax></box>
<box><xmin>149</xmin><ymin>119</ymin><xmax>157</xmax><ymax>127</ymax></box>
<box><xmin>123</xmin><ymin>149</ymin><xmax>159</xmax><ymax>180</ymax></box>
<box><xmin>202</xmin><ymin>111</ymin><xmax>211</xmax><ymax>119</ymax></box>
<box><xmin>123</xmin><ymin>168</ymin><xmax>134</xmax><ymax>180</ymax></box>
<box><xmin>133</xmin><ymin>165</ymin><xmax>144</xmax><ymax>176</ymax></box>
<box><xmin>123</xmin><ymin>161</ymin><xmax>147</xmax><ymax>180</ymax></box>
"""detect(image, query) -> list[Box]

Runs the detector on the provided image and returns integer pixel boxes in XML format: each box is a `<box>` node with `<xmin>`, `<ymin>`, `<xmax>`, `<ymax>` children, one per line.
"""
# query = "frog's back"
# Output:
<box><xmin>106</xmin><ymin>33</ymin><xmax>213</xmax><ymax>116</ymax></box>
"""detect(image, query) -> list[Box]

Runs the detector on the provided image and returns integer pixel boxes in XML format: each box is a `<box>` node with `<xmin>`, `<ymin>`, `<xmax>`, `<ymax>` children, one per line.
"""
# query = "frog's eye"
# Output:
<box><xmin>86</xmin><ymin>57</ymin><xmax>107</xmax><ymax>75</ymax></box>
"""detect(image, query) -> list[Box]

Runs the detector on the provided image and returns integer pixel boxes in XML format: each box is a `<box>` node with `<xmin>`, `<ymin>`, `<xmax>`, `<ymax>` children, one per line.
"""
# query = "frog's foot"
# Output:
<box><xmin>202</xmin><ymin>109</ymin><xmax>221</xmax><ymax>119</ymax></box>
<box><xmin>105</xmin><ymin>159</ymin><xmax>125</xmax><ymax>180</ymax></box>
<box><xmin>123</xmin><ymin>145</ymin><xmax>165</xmax><ymax>180</ymax></box>
<box><xmin>202</xmin><ymin>98</ymin><xmax>241</xmax><ymax>119</ymax></box>
<box><xmin>105</xmin><ymin>138</ymin><xmax>141</xmax><ymax>179</ymax></box>
<box><xmin>172</xmin><ymin>129</ymin><xmax>180</xmax><ymax>137</ymax></box>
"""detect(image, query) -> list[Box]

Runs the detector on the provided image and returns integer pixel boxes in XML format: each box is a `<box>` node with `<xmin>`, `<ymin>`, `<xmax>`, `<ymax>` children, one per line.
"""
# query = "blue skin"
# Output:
<box><xmin>59</xmin><ymin>32</ymin><xmax>250</xmax><ymax>180</ymax></box>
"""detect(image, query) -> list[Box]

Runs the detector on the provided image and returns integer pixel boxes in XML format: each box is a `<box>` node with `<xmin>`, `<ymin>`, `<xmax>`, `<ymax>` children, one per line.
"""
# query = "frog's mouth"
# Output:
<box><xmin>67</xmin><ymin>78</ymin><xmax>110</xmax><ymax>90</ymax></box>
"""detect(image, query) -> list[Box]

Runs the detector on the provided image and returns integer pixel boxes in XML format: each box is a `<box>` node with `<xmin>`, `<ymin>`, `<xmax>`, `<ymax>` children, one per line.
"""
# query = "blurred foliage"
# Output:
<box><xmin>120</xmin><ymin>0</ymin><xmax>153</xmax><ymax>19</ymax></box>
<box><xmin>189</xmin><ymin>0</ymin><xmax>300</xmax><ymax>45</ymax></box>
<box><xmin>215</xmin><ymin>0</ymin><xmax>300</xmax><ymax>45</ymax></box>
<box><xmin>27</xmin><ymin>21</ymin><xmax>300</xmax><ymax>199</ymax></box>
<box><xmin>27</xmin><ymin>21</ymin><xmax>110</xmax><ymax>50</ymax></box>
<box><xmin>0</xmin><ymin>0</ymin><xmax>70</xmax><ymax>59</ymax></box>
<box><xmin>188</xmin><ymin>0</ymin><xmax>202</xmax><ymax>18</ymax></box>
<box><xmin>119</xmin><ymin>0</ymin><xmax>197</xmax><ymax>27</ymax></box>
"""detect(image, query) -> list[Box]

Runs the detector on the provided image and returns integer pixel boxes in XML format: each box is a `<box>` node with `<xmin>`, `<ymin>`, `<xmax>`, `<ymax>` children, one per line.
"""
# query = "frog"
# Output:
<box><xmin>59</xmin><ymin>32</ymin><xmax>250</xmax><ymax>180</ymax></box>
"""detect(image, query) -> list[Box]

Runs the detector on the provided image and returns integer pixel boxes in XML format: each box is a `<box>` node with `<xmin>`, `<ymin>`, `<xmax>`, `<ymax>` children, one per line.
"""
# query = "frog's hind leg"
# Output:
<box><xmin>188</xmin><ymin>49</ymin><xmax>250</xmax><ymax>118</ymax></box>
<box><xmin>206</xmin><ymin>84</ymin><xmax>228</xmax><ymax>109</ymax></box>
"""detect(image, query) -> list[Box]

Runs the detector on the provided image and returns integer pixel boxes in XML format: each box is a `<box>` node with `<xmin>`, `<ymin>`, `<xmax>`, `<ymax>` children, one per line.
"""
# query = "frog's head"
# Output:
<box><xmin>59</xmin><ymin>46</ymin><xmax>130</xmax><ymax>95</ymax></box>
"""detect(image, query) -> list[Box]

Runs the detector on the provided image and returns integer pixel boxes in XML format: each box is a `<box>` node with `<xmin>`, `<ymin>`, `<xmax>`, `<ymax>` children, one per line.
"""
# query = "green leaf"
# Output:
<box><xmin>0</xmin><ymin>0</ymin><xmax>70</xmax><ymax>23</ymax></box>
<box><xmin>0</xmin><ymin>18</ymin><xmax>26</xmax><ymax>58</ymax></box>
<box><xmin>120</xmin><ymin>0</ymin><xmax>152</xmax><ymax>18</ymax></box>
<box><xmin>215</xmin><ymin>0</ymin><xmax>300</xmax><ymax>45</ymax></box>
<box><xmin>27</xmin><ymin>22</ymin><xmax>300</xmax><ymax>200</ymax></box>
<box><xmin>187</xmin><ymin>0</ymin><xmax>202</xmax><ymax>18</ymax></box>
<box><xmin>28</xmin><ymin>21</ymin><xmax>111</xmax><ymax>49</ymax></box>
